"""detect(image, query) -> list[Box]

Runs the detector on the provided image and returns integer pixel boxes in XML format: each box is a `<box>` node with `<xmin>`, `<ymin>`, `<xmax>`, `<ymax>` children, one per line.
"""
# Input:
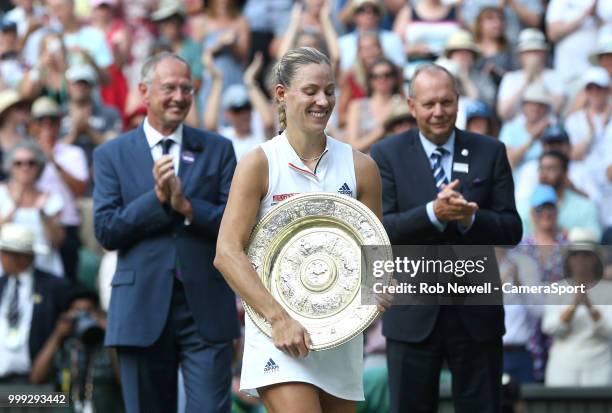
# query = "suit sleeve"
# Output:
<box><xmin>370</xmin><ymin>144</ymin><xmax>439</xmax><ymax>244</ymax></box>
<box><xmin>462</xmin><ymin>143</ymin><xmax>523</xmax><ymax>245</ymax></box>
<box><xmin>187</xmin><ymin>139</ymin><xmax>236</xmax><ymax>240</ymax></box>
<box><xmin>93</xmin><ymin>145</ymin><xmax>174</xmax><ymax>251</ymax></box>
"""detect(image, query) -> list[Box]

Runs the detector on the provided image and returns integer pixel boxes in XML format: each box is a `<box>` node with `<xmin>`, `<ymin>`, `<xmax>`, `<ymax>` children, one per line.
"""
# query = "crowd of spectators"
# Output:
<box><xmin>0</xmin><ymin>0</ymin><xmax>612</xmax><ymax>411</ymax></box>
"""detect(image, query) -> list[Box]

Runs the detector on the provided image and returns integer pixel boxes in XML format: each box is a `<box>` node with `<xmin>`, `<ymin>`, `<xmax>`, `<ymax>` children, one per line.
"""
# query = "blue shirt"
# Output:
<box><xmin>419</xmin><ymin>131</ymin><xmax>474</xmax><ymax>232</ymax></box>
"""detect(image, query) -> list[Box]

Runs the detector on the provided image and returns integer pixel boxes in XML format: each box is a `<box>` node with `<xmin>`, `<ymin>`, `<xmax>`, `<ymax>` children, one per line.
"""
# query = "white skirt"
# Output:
<box><xmin>240</xmin><ymin>315</ymin><xmax>365</xmax><ymax>401</ymax></box>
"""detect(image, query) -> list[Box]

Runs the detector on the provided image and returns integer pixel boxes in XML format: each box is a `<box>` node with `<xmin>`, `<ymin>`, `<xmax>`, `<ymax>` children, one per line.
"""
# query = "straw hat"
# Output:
<box><xmin>383</xmin><ymin>100</ymin><xmax>414</xmax><ymax>131</ymax></box>
<box><xmin>444</xmin><ymin>30</ymin><xmax>480</xmax><ymax>57</ymax></box>
<box><xmin>522</xmin><ymin>83</ymin><xmax>552</xmax><ymax>106</ymax></box>
<box><xmin>352</xmin><ymin>0</ymin><xmax>382</xmax><ymax>16</ymax></box>
<box><xmin>31</xmin><ymin>96</ymin><xmax>63</xmax><ymax>119</ymax></box>
<box><xmin>0</xmin><ymin>89</ymin><xmax>27</xmax><ymax>119</ymax></box>
<box><xmin>151</xmin><ymin>0</ymin><xmax>186</xmax><ymax>22</ymax></box>
<box><xmin>566</xmin><ymin>228</ymin><xmax>599</xmax><ymax>253</ymax></box>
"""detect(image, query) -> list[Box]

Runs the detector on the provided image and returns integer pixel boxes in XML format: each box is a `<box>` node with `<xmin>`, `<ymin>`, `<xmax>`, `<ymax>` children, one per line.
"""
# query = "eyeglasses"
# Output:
<box><xmin>13</xmin><ymin>159</ymin><xmax>37</xmax><ymax>168</ymax></box>
<box><xmin>158</xmin><ymin>83</ymin><xmax>195</xmax><ymax>96</ymax></box>
<box><xmin>370</xmin><ymin>71</ymin><xmax>395</xmax><ymax>80</ymax></box>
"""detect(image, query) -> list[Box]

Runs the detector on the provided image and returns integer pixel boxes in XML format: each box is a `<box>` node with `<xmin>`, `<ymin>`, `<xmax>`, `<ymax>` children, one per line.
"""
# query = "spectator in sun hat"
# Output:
<box><xmin>564</xmin><ymin>67</ymin><xmax>611</xmax><ymax>173</ymax></box>
<box><xmin>499</xmin><ymin>83</ymin><xmax>554</xmax><ymax>173</ymax></box>
<box><xmin>151</xmin><ymin>0</ymin><xmax>202</xmax><ymax>90</ymax></box>
<box><xmin>0</xmin><ymin>19</ymin><xmax>27</xmax><ymax>90</ymax></box>
<box><xmin>0</xmin><ymin>223</ymin><xmax>68</xmax><ymax>384</ymax></box>
<box><xmin>30</xmin><ymin>96</ymin><xmax>88</xmax><ymax>284</ymax></box>
<box><xmin>202</xmin><ymin>53</ymin><xmax>274</xmax><ymax>161</ymax></box>
<box><xmin>61</xmin><ymin>63</ymin><xmax>121</xmax><ymax>176</ymax></box>
<box><xmin>543</xmin><ymin>227</ymin><xmax>612</xmax><ymax>387</ymax></box>
<box><xmin>382</xmin><ymin>99</ymin><xmax>416</xmax><ymax>136</ymax></box>
<box><xmin>0</xmin><ymin>89</ymin><xmax>30</xmax><ymax>181</ymax></box>
<box><xmin>444</xmin><ymin>30</ymin><xmax>496</xmax><ymax>109</ymax></box>
<box><xmin>519</xmin><ymin>150</ymin><xmax>602</xmax><ymax>238</ymax></box>
<box><xmin>590</xmin><ymin>28</ymin><xmax>612</xmax><ymax>76</ymax></box>
<box><xmin>497</xmin><ymin>28</ymin><xmax>565</xmax><ymax>121</ymax></box>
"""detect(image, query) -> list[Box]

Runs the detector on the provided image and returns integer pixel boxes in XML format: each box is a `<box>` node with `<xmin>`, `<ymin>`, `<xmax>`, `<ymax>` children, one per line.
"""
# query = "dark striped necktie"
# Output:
<box><xmin>7</xmin><ymin>278</ymin><xmax>20</xmax><ymax>328</ymax></box>
<box><xmin>431</xmin><ymin>147</ymin><xmax>449</xmax><ymax>192</ymax></box>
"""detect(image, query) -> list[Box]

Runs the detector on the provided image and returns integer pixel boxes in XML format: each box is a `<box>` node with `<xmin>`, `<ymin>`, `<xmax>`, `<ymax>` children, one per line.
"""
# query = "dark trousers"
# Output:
<box><xmin>60</xmin><ymin>225</ymin><xmax>81</xmax><ymax>283</ymax></box>
<box><xmin>117</xmin><ymin>278</ymin><xmax>233</xmax><ymax>413</ymax></box>
<box><xmin>386</xmin><ymin>307</ymin><xmax>503</xmax><ymax>413</ymax></box>
<box><xmin>503</xmin><ymin>347</ymin><xmax>535</xmax><ymax>383</ymax></box>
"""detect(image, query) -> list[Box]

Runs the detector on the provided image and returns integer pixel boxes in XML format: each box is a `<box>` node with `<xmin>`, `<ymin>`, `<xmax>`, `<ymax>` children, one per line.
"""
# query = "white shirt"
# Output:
<box><xmin>0</xmin><ymin>270</ymin><xmax>34</xmax><ymax>377</ymax></box>
<box><xmin>546</xmin><ymin>0</ymin><xmax>599</xmax><ymax>82</ymax></box>
<box><xmin>143</xmin><ymin>117</ymin><xmax>183</xmax><ymax>174</ymax></box>
<box><xmin>37</xmin><ymin>142</ymin><xmax>89</xmax><ymax>226</ymax></box>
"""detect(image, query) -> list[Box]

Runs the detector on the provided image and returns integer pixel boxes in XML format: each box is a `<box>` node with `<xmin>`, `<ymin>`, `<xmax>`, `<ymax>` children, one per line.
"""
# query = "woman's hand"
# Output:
<box><xmin>244</xmin><ymin>52</ymin><xmax>263</xmax><ymax>86</ymax></box>
<box><xmin>271</xmin><ymin>312</ymin><xmax>312</xmax><ymax>358</ymax></box>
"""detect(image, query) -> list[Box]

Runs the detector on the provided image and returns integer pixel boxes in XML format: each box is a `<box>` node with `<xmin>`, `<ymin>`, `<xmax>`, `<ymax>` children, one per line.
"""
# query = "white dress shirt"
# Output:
<box><xmin>143</xmin><ymin>117</ymin><xmax>183</xmax><ymax>174</ymax></box>
<box><xmin>0</xmin><ymin>270</ymin><xmax>34</xmax><ymax>377</ymax></box>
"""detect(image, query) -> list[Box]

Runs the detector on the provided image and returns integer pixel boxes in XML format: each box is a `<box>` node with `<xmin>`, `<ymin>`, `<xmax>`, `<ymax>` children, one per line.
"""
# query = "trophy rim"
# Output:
<box><xmin>243</xmin><ymin>192</ymin><xmax>391</xmax><ymax>351</ymax></box>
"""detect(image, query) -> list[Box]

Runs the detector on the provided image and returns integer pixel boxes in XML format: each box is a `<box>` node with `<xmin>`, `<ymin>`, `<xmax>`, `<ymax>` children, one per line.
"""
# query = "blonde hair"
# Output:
<box><xmin>271</xmin><ymin>47</ymin><xmax>331</xmax><ymax>132</ymax></box>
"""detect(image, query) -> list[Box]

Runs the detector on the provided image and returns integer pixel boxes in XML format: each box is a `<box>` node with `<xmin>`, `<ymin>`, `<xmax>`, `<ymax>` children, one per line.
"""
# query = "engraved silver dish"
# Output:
<box><xmin>245</xmin><ymin>192</ymin><xmax>392</xmax><ymax>350</ymax></box>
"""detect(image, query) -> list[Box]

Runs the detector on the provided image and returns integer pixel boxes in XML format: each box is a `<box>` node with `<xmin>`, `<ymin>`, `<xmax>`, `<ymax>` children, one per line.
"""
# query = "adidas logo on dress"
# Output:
<box><xmin>338</xmin><ymin>183</ymin><xmax>352</xmax><ymax>196</ymax></box>
<box><xmin>264</xmin><ymin>358</ymin><xmax>279</xmax><ymax>373</ymax></box>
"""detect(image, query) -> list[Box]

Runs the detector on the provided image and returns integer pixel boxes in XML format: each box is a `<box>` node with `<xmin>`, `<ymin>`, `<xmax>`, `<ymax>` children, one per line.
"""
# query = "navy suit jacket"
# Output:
<box><xmin>0</xmin><ymin>269</ymin><xmax>68</xmax><ymax>365</ymax></box>
<box><xmin>93</xmin><ymin>124</ymin><xmax>240</xmax><ymax>347</ymax></box>
<box><xmin>370</xmin><ymin>128</ymin><xmax>522</xmax><ymax>342</ymax></box>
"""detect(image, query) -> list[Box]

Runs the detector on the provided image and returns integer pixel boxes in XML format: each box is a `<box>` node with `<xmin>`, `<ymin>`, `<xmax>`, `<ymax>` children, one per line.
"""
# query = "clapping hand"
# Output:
<box><xmin>244</xmin><ymin>52</ymin><xmax>263</xmax><ymax>86</ymax></box>
<box><xmin>152</xmin><ymin>155</ymin><xmax>174</xmax><ymax>204</ymax></box>
<box><xmin>433</xmin><ymin>180</ymin><xmax>478</xmax><ymax>226</ymax></box>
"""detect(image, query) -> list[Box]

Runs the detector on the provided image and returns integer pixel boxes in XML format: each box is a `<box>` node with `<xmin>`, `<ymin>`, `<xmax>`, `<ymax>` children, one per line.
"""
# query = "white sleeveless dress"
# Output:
<box><xmin>240</xmin><ymin>132</ymin><xmax>365</xmax><ymax>401</ymax></box>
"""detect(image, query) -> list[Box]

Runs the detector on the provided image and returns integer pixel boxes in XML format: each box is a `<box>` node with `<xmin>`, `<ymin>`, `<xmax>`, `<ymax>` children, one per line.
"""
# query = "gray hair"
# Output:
<box><xmin>271</xmin><ymin>47</ymin><xmax>332</xmax><ymax>132</ymax></box>
<box><xmin>408</xmin><ymin>64</ymin><xmax>461</xmax><ymax>99</ymax></box>
<box><xmin>3</xmin><ymin>139</ymin><xmax>47</xmax><ymax>179</ymax></box>
<box><xmin>140</xmin><ymin>52</ymin><xmax>191</xmax><ymax>84</ymax></box>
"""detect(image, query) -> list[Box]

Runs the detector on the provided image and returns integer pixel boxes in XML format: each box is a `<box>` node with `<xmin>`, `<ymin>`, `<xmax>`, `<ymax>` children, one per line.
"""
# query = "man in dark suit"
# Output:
<box><xmin>93</xmin><ymin>52</ymin><xmax>239</xmax><ymax>413</ymax></box>
<box><xmin>370</xmin><ymin>64</ymin><xmax>522</xmax><ymax>413</ymax></box>
<box><xmin>0</xmin><ymin>223</ymin><xmax>67</xmax><ymax>383</ymax></box>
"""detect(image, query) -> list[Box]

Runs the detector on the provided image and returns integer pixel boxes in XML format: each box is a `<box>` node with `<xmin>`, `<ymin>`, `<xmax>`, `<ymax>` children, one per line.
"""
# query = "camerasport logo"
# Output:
<box><xmin>264</xmin><ymin>358</ymin><xmax>279</xmax><ymax>373</ymax></box>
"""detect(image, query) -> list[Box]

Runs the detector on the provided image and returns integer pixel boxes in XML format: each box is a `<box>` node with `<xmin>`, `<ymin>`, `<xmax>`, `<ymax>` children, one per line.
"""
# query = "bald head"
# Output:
<box><xmin>407</xmin><ymin>64</ymin><xmax>459</xmax><ymax>144</ymax></box>
<box><xmin>409</xmin><ymin>64</ymin><xmax>459</xmax><ymax>99</ymax></box>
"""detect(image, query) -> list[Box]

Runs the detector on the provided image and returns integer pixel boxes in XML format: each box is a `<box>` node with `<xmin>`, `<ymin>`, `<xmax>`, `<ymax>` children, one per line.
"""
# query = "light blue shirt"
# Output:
<box><xmin>419</xmin><ymin>132</ymin><xmax>474</xmax><ymax>232</ymax></box>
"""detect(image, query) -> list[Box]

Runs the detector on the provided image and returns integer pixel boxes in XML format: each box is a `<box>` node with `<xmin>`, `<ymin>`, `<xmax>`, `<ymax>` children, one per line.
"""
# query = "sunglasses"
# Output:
<box><xmin>356</xmin><ymin>6</ymin><xmax>379</xmax><ymax>15</ymax></box>
<box><xmin>534</xmin><ymin>204</ymin><xmax>556</xmax><ymax>214</ymax></box>
<box><xmin>13</xmin><ymin>159</ymin><xmax>37</xmax><ymax>168</ymax></box>
<box><xmin>370</xmin><ymin>71</ymin><xmax>395</xmax><ymax>80</ymax></box>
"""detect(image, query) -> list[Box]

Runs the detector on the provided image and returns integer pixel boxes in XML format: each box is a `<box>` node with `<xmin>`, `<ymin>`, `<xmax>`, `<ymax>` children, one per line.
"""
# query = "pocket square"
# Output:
<box><xmin>470</xmin><ymin>177</ymin><xmax>486</xmax><ymax>187</ymax></box>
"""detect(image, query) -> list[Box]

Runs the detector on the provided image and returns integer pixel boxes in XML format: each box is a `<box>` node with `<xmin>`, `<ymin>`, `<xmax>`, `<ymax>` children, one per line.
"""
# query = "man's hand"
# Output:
<box><xmin>433</xmin><ymin>180</ymin><xmax>478</xmax><ymax>224</ymax></box>
<box><xmin>376</xmin><ymin>278</ymin><xmax>395</xmax><ymax>313</ymax></box>
<box><xmin>54</xmin><ymin>313</ymin><xmax>74</xmax><ymax>340</ymax></box>
<box><xmin>152</xmin><ymin>155</ymin><xmax>174</xmax><ymax>203</ymax></box>
<box><xmin>168</xmin><ymin>175</ymin><xmax>193</xmax><ymax>220</ymax></box>
<box><xmin>271</xmin><ymin>312</ymin><xmax>312</xmax><ymax>358</ymax></box>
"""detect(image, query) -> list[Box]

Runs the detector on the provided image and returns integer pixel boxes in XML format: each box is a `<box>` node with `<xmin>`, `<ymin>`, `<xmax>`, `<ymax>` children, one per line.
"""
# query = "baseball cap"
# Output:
<box><xmin>0</xmin><ymin>20</ymin><xmax>17</xmax><ymax>32</ymax></box>
<box><xmin>222</xmin><ymin>84</ymin><xmax>251</xmax><ymax>111</ymax></box>
<box><xmin>465</xmin><ymin>101</ymin><xmax>492</xmax><ymax>121</ymax></box>
<box><xmin>530</xmin><ymin>184</ymin><xmax>557</xmax><ymax>208</ymax></box>
<box><xmin>66</xmin><ymin>64</ymin><xmax>98</xmax><ymax>85</ymax></box>
<box><xmin>541</xmin><ymin>124</ymin><xmax>569</xmax><ymax>144</ymax></box>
